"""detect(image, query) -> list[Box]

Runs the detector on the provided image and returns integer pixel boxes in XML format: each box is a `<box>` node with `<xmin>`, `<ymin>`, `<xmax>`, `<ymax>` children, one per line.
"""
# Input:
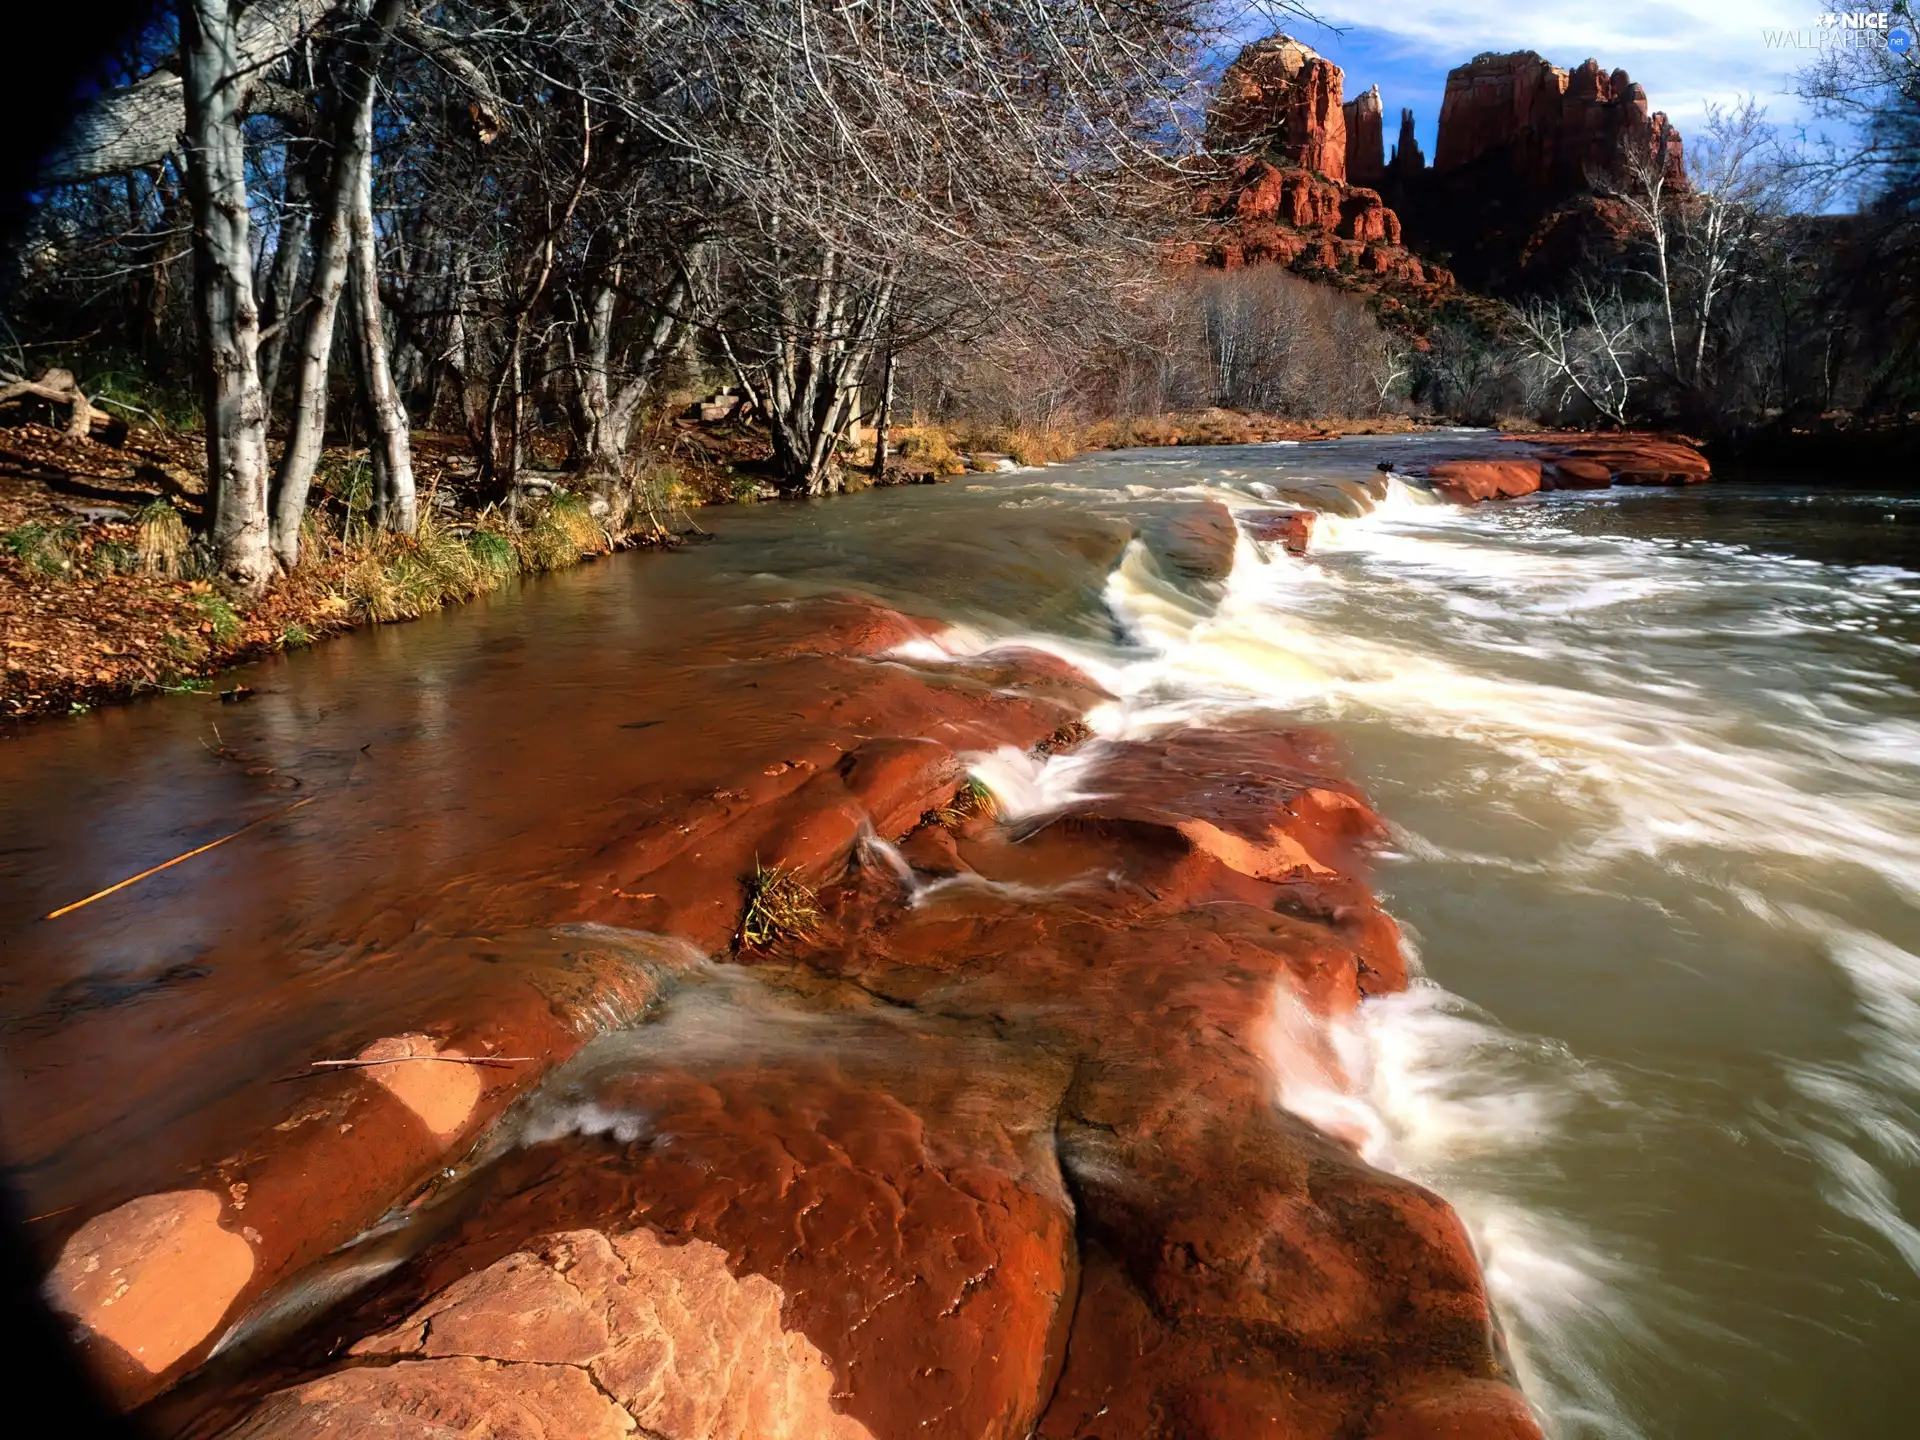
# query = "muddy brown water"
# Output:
<box><xmin>5</xmin><ymin>438</ymin><xmax>1920</xmax><ymax>1437</ymax></box>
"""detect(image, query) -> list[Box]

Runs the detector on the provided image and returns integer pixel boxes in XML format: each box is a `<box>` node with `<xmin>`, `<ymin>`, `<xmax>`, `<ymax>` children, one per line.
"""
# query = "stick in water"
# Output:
<box><xmin>304</xmin><ymin>1056</ymin><xmax>531</xmax><ymax>1070</ymax></box>
<box><xmin>43</xmin><ymin>795</ymin><xmax>318</xmax><ymax>920</ymax></box>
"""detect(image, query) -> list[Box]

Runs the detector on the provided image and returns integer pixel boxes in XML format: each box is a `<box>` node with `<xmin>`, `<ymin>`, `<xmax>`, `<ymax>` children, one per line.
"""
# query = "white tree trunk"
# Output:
<box><xmin>269</xmin><ymin>0</ymin><xmax>403</xmax><ymax>564</ymax></box>
<box><xmin>346</xmin><ymin>89</ymin><xmax>414</xmax><ymax>533</ymax></box>
<box><xmin>181</xmin><ymin>0</ymin><xmax>274</xmax><ymax>591</ymax></box>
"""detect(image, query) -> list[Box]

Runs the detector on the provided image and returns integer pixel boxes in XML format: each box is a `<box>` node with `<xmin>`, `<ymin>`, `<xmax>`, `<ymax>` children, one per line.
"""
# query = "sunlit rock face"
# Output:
<box><xmin>1208</xmin><ymin>34</ymin><xmax>1350</xmax><ymax>179</ymax></box>
<box><xmin>1434</xmin><ymin>51</ymin><xmax>1685</xmax><ymax>193</ymax></box>
<box><xmin>1192</xmin><ymin>36</ymin><xmax>1451</xmax><ymax>301</ymax></box>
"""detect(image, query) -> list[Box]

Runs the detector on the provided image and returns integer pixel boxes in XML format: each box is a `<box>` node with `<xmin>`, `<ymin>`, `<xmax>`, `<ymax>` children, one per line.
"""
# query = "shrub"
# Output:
<box><xmin>136</xmin><ymin>500</ymin><xmax>190</xmax><ymax>577</ymax></box>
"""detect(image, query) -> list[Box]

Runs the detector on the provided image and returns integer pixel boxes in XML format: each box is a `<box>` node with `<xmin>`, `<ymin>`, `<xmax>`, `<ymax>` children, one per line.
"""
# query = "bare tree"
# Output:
<box><xmin>179</xmin><ymin>0</ymin><xmax>274</xmax><ymax>589</ymax></box>
<box><xmin>1509</xmin><ymin>279</ymin><xmax>1647</xmax><ymax>427</ymax></box>
<box><xmin>271</xmin><ymin>0</ymin><xmax>406</xmax><ymax>564</ymax></box>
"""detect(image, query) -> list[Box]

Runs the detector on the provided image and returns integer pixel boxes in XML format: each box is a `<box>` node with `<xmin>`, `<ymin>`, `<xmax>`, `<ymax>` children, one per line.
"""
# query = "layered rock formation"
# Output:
<box><xmin>1194</xmin><ymin>37</ymin><xmax>1451</xmax><ymax>300</ymax></box>
<box><xmin>1434</xmin><ymin>52</ymin><xmax>1684</xmax><ymax>192</ymax></box>
<box><xmin>1197</xmin><ymin>34</ymin><xmax>1689</xmax><ymax>299</ymax></box>
<box><xmin>1210</xmin><ymin>34</ymin><xmax>1349</xmax><ymax>178</ymax></box>
<box><xmin>1382</xmin><ymin>51</ymin><xmax>1686</xmax><ymax>291</ymax></box>
<box><xmin>1404</xmin><ymin>434</ymin><xmax>1713</xmax><ymax>504</ymax></box>
<box><xmin>18</xmin><ymin>563</ymin><xmax>1539</xmax><ymax>1439</ymax></box>
<box><xmin>1345</xmin><ymin>84</ymin><xmax>1385</xmax><ymax>185</ymax></box>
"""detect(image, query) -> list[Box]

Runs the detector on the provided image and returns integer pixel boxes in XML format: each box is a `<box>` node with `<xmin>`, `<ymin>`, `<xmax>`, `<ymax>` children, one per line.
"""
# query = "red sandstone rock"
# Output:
<box><xmin>1435</xmin><ymin>51</ymin><xmax>1684</xmax><ymax>194</ymax></box>
<box><xmin>188</xmin><ymin>717</ymin><xmax>1536</xmax><ymax>1440</ymax></box>
<box><xmin>1210</xmin><ymin>35</ymin><xmax>1348</xmax><ymax>179</ymax></box>
<box><xmin>1196</xmin><ymin>38</ymin><xmax>1442</xmax><ymax>302</ymax></box>
<box><xmin>1244</xmin><ymin>507</ymin><xmax>1315</xmax><ymax>555</ymax></box>
<box><xmin>1345</xmin><ymin>84</ymin><xmax>1385</xmax><ymax>184</ymax></box>
<box><xmin>1427</xmin><ymin>458</ymin><xmax>1544</xmax><ymax>504</ymax></box>
<box><xmin>1148</xmin><ymin>499</ymin><xmax>1241</xmax><ymax>582</ymax></box>
<box><xmin>1541</xmin><ymin>457</ymin><xmax>1613</xmax><ymax>489</ymax></box>
<box><xmin>1516</xmin><ymin>433</ymin><xmax>1713</xmax><ymax>487</ymax></box>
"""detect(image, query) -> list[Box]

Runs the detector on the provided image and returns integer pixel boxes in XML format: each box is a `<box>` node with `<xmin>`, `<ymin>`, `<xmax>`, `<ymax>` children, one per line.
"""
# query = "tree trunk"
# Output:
<box><xmin>269</xmin><ymin>0</ymin><xmax>404</xmax><ymax>567</ymax></box>
<box><xmin>346</xmin><ymin>91</ymin><xmax>415</xmax><ymax>533</ymax></box>
<box><xmin>258</xmin><ymin>155</ymin><xmax>309</xmax><ymax>405</ymax></box>
<box><xmin>574</xmin><ymin>274</ymin><xmax>618</xmax><ymax>471</ymax></box>
<box><xmin>871</xmin><ymin>339</ymin><xmax>895</xmax><ymax>484</ymax></box>
<box><xmin>180</xmin><ymin>0</ymin><xmax>273</xmax><ymax>591</ymax></box>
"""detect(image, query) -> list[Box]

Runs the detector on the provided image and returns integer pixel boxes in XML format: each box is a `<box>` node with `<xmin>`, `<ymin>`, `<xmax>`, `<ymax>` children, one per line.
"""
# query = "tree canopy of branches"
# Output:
<box><xmin>15</xmin><ymin>0</ymin><xmax>1291</xmax><ymax>585</ymax></box>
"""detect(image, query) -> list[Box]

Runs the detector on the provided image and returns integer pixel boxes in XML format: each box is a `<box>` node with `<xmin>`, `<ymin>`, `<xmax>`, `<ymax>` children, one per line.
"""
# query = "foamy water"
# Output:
<box><xmin>923</xmin><ymin>465</ymin><xmax>1920</xmax><ymax>1438</ymax></box>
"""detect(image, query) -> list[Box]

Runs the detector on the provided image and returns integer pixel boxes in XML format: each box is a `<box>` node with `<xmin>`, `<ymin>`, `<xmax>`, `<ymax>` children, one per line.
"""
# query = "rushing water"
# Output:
<box><xmin>6</xmin><ymin>436</ymin><xmax>1920</xmax><ymax>1436</ymax></box>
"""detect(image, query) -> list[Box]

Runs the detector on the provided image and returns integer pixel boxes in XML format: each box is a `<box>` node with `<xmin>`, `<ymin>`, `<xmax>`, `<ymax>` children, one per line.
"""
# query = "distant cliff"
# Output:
<box><xmin>1195</xmin><ymin>35</ymin><xmax>1689</xmax><ymax>300</ymax></box>
<box><xmin>1193</xmin><ymin>37</ymin><xmax>1451</xmax><ymax>309</ymax></box>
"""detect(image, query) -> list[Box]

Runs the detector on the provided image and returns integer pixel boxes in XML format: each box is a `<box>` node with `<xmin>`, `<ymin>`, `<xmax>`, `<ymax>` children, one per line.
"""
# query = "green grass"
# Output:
<box><xmin>738</xmin><ymin>863</ymin><xmax>821</xmax><ymax>950</ymax></box>
<box><xmin>4</xmin><ymin>522</ymin><xmax>74</xmax><ymax>577</ymax></box>
<box><xmin>467</xmin><ymin>527</ymin><xmax>517</xmax><ymax>581</ymax></box>
<box><xmin>188</xmin><ymin>590</ymin><xmax>241</xmax><ymax>645</ymax></box>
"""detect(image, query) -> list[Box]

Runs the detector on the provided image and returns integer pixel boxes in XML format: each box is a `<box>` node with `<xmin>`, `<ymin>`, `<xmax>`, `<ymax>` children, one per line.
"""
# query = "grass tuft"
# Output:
<box><xmin>738</xmin><ymin>863</ymin><xmax>821</xmax><ymax>950</ymax></box>
<box><xmin>895</xmin><ymin>425</ymin><xmax>969</xmax><ymax>476</ymax></box>
<box><xmin>519</xmin><ymin>491</ymin><xmax>610</xmax><ymax>573</ymax></box>
<box><xmin>187</xmin><ymin>588</ymin><xmax>242</xmax><ymax>645</ymax></box>
<box><xmin>936</xmin><ymin>777</ymin><xmax>1000</xmax><ymax>828</ymax></box>
<box><xmin>136</xmin><ymin>500</ymin><xmax>190</xmax><ymax>577</ymax></box>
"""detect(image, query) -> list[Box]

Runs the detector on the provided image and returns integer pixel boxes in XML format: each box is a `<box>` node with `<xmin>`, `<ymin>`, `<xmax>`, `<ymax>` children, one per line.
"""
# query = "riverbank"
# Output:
<box><xmin>0</xmin><ymin>419</ymin><xmax>726</xmax><ymax>722</ymax></box>
<box><xmin>0</xmin><ymin>413</ymin><xmax>1710</xmax><ymax>725</ymax></box>
<box><xmin>0</xmin><ymin>410</ymin><xmax>1414</xmax><ymax>724</ymax></box>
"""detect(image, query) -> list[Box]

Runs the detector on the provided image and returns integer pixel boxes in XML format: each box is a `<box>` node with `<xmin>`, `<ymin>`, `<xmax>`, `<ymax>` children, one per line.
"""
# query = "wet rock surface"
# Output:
<box><xmin>5</xmin><ymin>558</ymin><xmax>1535</xmax><ymax>1437</ymax></box>
<box><xmin>1406</xmin><ymin>434</ymin><xmax>1711</xmax><ymax>505</ymax></box>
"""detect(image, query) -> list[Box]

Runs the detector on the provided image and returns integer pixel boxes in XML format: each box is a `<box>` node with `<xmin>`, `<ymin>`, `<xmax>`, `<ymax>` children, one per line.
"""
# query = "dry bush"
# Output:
<box><xmin>136</xmin><ymin>500</ymin><xmax>189</xmax><ymax>577</ymax></box>
<box><xmin>895</xmin><ymin>424</ymin><xmax>969</xmax><ymax>475</ymax></box>
<box><xmin>899</xmin><ymin>264</ymin><xmax>1409</xmax><ymax>436</ymax></box>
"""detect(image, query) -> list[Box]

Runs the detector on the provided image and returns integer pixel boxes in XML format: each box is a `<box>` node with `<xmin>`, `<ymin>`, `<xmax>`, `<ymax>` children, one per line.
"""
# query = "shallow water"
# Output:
<box><xmin>6</xmin><ymin>437</ymin><xmax>1919</xmax><ymax>1436</ymax></box>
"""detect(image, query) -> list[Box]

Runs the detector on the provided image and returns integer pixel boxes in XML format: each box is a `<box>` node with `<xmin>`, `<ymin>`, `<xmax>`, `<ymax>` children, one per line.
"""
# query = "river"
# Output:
<box><xmin>4</xmin><ymin>436</ymin><xmax>1919</xmax><ymax>1437</ymax></box>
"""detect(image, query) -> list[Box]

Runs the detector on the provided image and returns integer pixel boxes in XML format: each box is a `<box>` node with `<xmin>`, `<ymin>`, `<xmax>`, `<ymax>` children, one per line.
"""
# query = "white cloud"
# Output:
<box><xmin>1310</xmin><ymin>0</ymin><xmax>1833</xmax><ymax>123</ymax></box>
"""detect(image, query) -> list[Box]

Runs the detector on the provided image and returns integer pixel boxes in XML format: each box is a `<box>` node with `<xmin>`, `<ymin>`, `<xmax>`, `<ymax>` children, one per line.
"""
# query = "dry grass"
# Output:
<box><xmin>738</xmin><ymin>863</ymin><xmax>821</xmax><ymax>950</ymax></box>
<box><xmin>519</xmin><ymin>491</ymin><xmax>611</xmax><ymax>574</ymax></box>
<box><xmin>894</xmin><ymin>424</ymin><xmax>969</xmax><ymax>476</ymax></box>
<box><xmin>935</xmin><ymin>777</ymin><xmax>999</xmax><ymax>828</ymax></box>
<box><xmin>958</xmin><ymin>424</ymin><xmax>1086</xmax><ymax>467</ymax></box>
<box><xmin>136</xmin><ymin>499</ymin><xmax>190</xmax><ymax>577</ymax></box>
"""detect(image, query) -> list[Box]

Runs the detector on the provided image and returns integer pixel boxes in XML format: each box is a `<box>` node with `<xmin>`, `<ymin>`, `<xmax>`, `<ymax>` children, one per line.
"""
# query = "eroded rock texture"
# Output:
<box><xmin>28</xmin><ymin>581</ymin><xmax>1539</xmax><ymax>1440</ymax></box>
<box><xmin>1406</xmin><ymin>435</ymin><xmax>1712</xmax><ymax>504</ymax></box>
<box><xmin>1210</xmin><ymin>34</ymin><xmax>1349</xmax><ymax>178</ymax></box>
<box><xmin>1434</xmin><ymin>52</ymin><xmax>1684</xmax><ymax>191</ymax></box>
<box><xmin>1345</xmin><ymin>85</ymin><xmax>1385</xmax><ymax>185</ymax></box>
<box><xmin>187</xmin><ymin>718</ymin><xmax>1535</xmax><ymax>1440</ymax></box>
<box><xmin>1193</xmin><ymin>35</ymin><xmax>1452</xmax><ymax>301</ymax></box>
<box><xmin>1384</xmin><ymin>51</ymin><xmax>1687</xmax><ymax>292</ymax></box>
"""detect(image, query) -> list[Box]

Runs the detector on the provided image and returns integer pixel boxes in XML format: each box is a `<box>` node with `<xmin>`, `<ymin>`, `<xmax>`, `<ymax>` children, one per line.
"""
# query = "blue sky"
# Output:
<box><xmin>1264</xmin><ymin>1</ymin><xmax>1842</xmax><ymax>159</ymax></box>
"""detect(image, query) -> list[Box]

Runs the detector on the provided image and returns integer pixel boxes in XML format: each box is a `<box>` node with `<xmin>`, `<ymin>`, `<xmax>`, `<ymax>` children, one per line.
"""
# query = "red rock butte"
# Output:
<box><xmin>1194</xmin><ymin>36</ymin><xmax>1450</xmax><ymax>298</ymax></box>
<box><xmin>1435</xmin><ymin>51</ymin><xmax>1685</xmax><ymax>193</ymax></box>
<box><xmin>1194</xmin><ymin>34</ymin><xmax>1689</xmax><ymax>299</ymax></box>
